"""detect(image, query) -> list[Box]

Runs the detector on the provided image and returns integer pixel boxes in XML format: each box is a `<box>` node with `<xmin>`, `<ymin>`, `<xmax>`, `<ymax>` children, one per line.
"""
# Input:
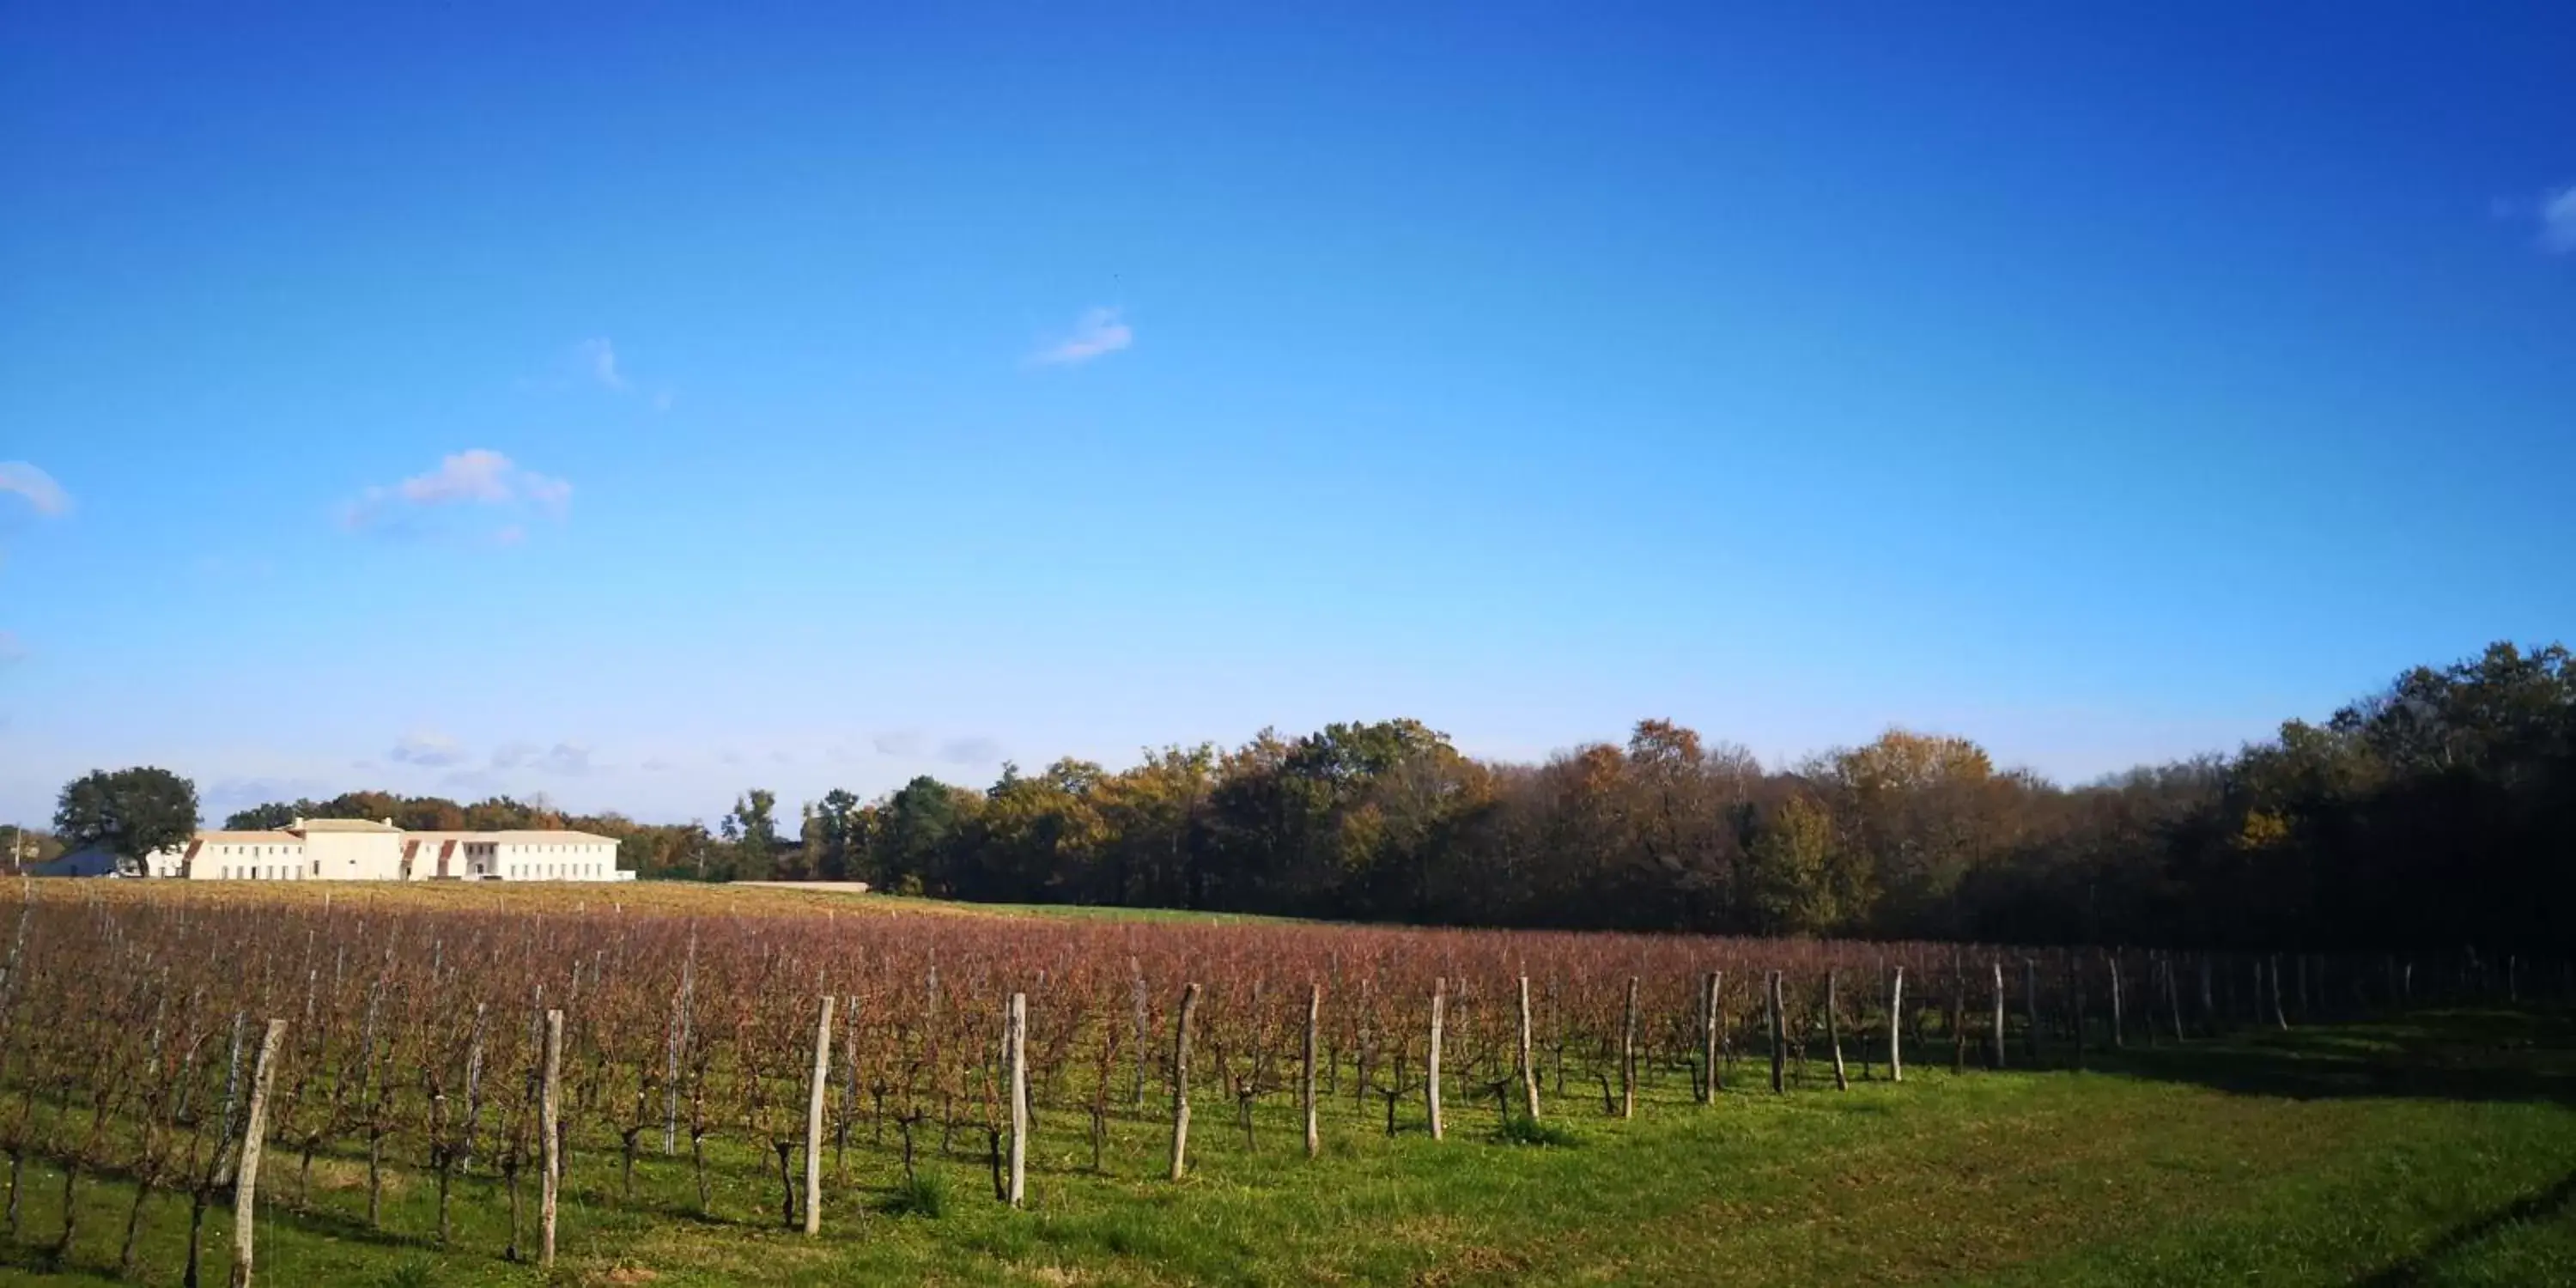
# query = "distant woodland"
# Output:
<box><xmin>204</xmin><ymin>642</ymin><xmax>2570</xmax><ymax>953</ymax></box>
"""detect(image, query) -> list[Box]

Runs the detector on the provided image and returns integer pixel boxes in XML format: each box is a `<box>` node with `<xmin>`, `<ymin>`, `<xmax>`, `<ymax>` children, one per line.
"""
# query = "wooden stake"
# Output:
<box><xmin>1887</xmin><ymin>967</ymin><xmax>1904</xmax><ymax>1083</ymax></box>
<box><xmin>2023</xmin><ymin>958</ymin><xmax>2042</xmax><ymax>1066</ymax></box>
<box><xmin>540</xmin><ymin>1009</ymin><xmax>563</xmax><ymax>1268</ymax></box>
<box><xmin>2164</xmin><ymin>957</ymin><xmax>2185</xmax><ymax>1044</ymax></box>
<box><xmin>1169</xmin><ymin>983</ymin><xmax>1199</xmax><ymax>1181</ymax></box>
<box><xmin>807</xmin><ymin>996</ymin><xmax>835</xmax><ymax>1229</ymax></box>
<box><xmin>2069</xmin><ymin>959</ymin><xmax>2086</xmax><ymax>1070</ymax></box>
<box><xmin>1767</xmin><ymin>971</ymin><xmax>1787</xmax><ymax>1094</ymax></box>
<box><xmin>228</xmin><ymin>1018</ymin><xmax>286</xmax><ymax>1288</ymax></box>
<box><xmin>1698</xmin><ymin>972</ymin><xmax>1721</xmax><ymax>1104</ymax></box>
<box><xmin>2107</xmin><ymin>953</ymin><xmax>2126</xmax><ymax>1049</ymax></box>
<box><xmin>1990</xmin><ymin>962</ymin><xmax>2007</xmax><ymax>1070</ymax></box>
<box><xmin>1129</xmin><ymin>968</ymin><xmax>1149</xmax><ymax>1110</ymax></box>
<box><xmin>1620</xmin><ymin>976</ymin><xmax>1638</xmax><ymax>1119</ymax></box>
<box><xmin>1826</xmin><ymin>970</ymin><xmax>1849</xmax><ymax>1091</ymax></box>
<box><xmin>1518</xmin><ymin>975</ymin><xmax>1541</xmax><ymax>1120</ymax></box>
<box><xmin>1428</xmin><ymin>979</ymin><xmax>1446</xmax><ymax>1140</ymax></box>
<box><xmin>1005</xmin><ymin>993</ymin><xmax>1026</xmax><ymax>1207</ymax></box>
<box><xmin>1303</xmin><ymin>984</ymin><xmax>1321</xmax><ymax>1158</ymax></box>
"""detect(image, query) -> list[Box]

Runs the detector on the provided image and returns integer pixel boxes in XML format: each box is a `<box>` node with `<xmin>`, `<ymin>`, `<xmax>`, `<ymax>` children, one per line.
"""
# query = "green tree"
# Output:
<box><xmin>873</xmin><ymin>776</ymin><xmax>975</xmax><ymax>896</ymax></box>
<box><xmin>54</xmin><ymin>767</ymin><xmax>199</xmax><ymax>877</ymax></box>
<box><xmin>223</xmin><ymin>801</ymin><xmax>307</xmax><ymax>830</ymax></box>
<box><xmin>1739</xmin><ymin>793</ymin><xmax>1841</xmax><ymax>934</ymax></box>
<box><xmin>815</xmin><ymin>788</ymin><xmax>865</xmax><ymax>881</ymax></box>
<box><xmin>724</xmin><ymin>790</ymin><xmax>781</xmax><ymax>880</ymax></box>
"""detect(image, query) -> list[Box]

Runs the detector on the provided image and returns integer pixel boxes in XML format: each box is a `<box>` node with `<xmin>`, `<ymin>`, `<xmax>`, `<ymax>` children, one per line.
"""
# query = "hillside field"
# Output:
<box><xmin>0</xmin><ymin>881</ymin><xmax>2569</xmax><ymax>1288</ymax></box>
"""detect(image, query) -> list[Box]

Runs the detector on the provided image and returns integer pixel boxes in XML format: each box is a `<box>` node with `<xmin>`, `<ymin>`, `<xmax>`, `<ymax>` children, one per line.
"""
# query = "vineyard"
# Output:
<box><xmin>0</xmin><ymin>881</ymin><xmax>2565</xmax><ymax>1287</ymax></box>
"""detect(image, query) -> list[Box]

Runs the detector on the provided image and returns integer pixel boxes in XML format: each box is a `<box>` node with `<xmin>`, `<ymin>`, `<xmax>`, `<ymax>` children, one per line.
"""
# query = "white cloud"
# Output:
<box><xmin>491</xmin><ymin>740</ymin><xmax>594</xmax><ymax>775</ymax></box>
<box><xmin>2543</xmin><ymin>184</ymin><xmax>2576</xmax><ymax>255</ymax></box>
<box><xmin>0</xmin><ymin>631</ymin><xmax>23</xmax><ymax>665</ymax></box>
<box><xmin>575</xmin><ymin>337</ymin><xmax>628</xmax><ymax>392</ymax></box>
<box><xmin>390</xmin><ymin>730</ymin><xmax>469</xmax><ymax>768</ymax></box>
<box><xmin>439</xmin><ymin>769</ymin><xmax>505</xmax><ymax>796</ymax></box>
<box><xmin>1030</xmin><ymin>307</ymin><xmax>1133</xmax><ymax>367</ymax></box>
<box><xmin>641</xmin><ymin>756</ymin><xmax>677</xmax><ymax>773</ymax></box>
<box><xmin>0</xmin><ymin>463</ymin><xmax>70</xmax><ymax>516</ymax></box>
<box><xmin>341</xmin><ymin>450</ymin><xmax>573</xmax><ymax>538</ymax></box>
<box><xmin>204</xmin><ymin>777</ymin><xmax>334</xmax><ymax>811</ymax></box>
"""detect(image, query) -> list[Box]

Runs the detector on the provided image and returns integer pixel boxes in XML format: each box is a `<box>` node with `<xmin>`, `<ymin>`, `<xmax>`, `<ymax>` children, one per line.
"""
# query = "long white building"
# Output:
<box><xmin>37</xmin><ymin>817</ymin><xmax>631</xmax><ymax>882</ymax></box>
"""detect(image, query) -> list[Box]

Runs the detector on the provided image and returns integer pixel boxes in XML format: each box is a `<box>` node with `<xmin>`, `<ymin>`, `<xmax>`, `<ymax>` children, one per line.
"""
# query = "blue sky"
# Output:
<box><xmin>3</xmin><ymin>3</ymin><xmax>2572</xmax><ymax>827</ymax></box>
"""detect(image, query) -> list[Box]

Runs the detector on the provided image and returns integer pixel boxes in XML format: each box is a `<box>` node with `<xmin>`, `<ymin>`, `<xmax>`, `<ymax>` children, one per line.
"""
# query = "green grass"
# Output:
<box><xmin>3</xmin><ymin>1008</ymin><xmax>2572</xmax><ymax>1286</ymax></box>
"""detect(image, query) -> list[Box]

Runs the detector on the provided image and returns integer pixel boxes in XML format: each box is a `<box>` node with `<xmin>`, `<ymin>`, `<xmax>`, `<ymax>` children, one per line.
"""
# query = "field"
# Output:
<box><xmin>0</xmin><ymin>882</ymin><xmax>2568</xmax><ymax>1288</ymax></box>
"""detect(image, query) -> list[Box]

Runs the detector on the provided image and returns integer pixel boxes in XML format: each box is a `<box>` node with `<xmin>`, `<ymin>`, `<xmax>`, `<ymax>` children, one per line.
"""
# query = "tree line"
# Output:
<box><xmin>172</xmin><ymin>641</ymin><xmax>2576</xmax><ymax>952</ymax></box>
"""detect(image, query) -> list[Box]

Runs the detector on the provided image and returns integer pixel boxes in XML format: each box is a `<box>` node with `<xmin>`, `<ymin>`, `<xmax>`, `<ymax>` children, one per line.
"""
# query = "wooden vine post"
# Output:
<box><xmin>2023</xmin><ymin>958</ymin><xmax>2042</xmax><ymax>1066</ymax></box>
<box><xmin>1170</xmin><ymin>982</ymin><xmax>1200</xmax><ymax>1181</ymax></box>
<box><xmin>1005</xmin><ymin>993</ymin><xmax>1027</xmax><ymax>1208</ymax></box>
<box><xmin>1886</xmin><ymin>967</ymin><xmax>1904</xmax><ymax>1083</ymax></box>
<box><xmin>1619</xmin><ymin>976</ymin><xmax>1639</xmax><ymax>1119</ymax></box>
<box><xmin>1767</xmin><ymin>971</ymin><xmax>1787</xmax><ymax>1094</ymax></box>
<box><xmin>228</xmin><ymin>1018</ymin><xmax>287</xmax><ymax>1288</ymax></box>
<box><xmin>1989</xmin><ymin>962</ymin><xmax>2007</xmax><ymax>1070</ymax></box>
<box><xmin>1698</xmin><ymin>972</ymin><xmax>1722</xmax><ymax>1103</ymax></box>
<box><xmin>1517</xmin><ymin>975</ymin><xmax>1541</xmax><ymax>1120</ymax></box>
<box><xmin>2165</xmin><ymin>957</ymin><xmax>2186</xmax><ymax>1044</ymax></box>
<box><xmin>2069</xmin><ymin>958</ymin><xmax>2087</xmax><ymax>1070</ymax></box>
<box><xmin>1130</xmin><ymin>968</ymin><xmax>1150</xmax><ymax>1109</ymax></box>
<box><xmin>2107</xmin><ymin>953</ymin><xmax>2126</xmax><ymax>1049</ymax></box>
<box><xmin>1427</xmin><ymin>979</ymin><xmax>1447</xmax><ymax>1140</ymax></box>
<box><xmin>1826</xmin><ymin>969</ymin><xmax>1849</xmax><ymax>1091</ymax></box>
<box><xmin>539</xmin><ymin>1008</ymin><xmax>564</xmax><ymax>1269</ymax></box>
<box><xmin>1303</xmin><ymin>984</ymin><xmax>1321</xmax><ymax>1159</ymax></box>
<box><xmin>805</xmin><ymin>995</ymin><xmax>835</xmax><ymax>1230</ymax></box>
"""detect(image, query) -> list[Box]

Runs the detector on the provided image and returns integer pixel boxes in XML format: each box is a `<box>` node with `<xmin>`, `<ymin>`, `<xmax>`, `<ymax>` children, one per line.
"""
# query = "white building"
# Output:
<box><xmin>33</xmin><ymin>817</ymin><xmax>631</xmax><ymax>882</ymax></box>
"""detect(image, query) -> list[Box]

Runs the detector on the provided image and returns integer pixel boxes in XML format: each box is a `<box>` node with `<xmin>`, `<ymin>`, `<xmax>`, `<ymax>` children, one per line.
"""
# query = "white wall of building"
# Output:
<box><xmin>39</xmin><ymin>821</ymin><xmax>631</xmax><ymax>882</ymax></box>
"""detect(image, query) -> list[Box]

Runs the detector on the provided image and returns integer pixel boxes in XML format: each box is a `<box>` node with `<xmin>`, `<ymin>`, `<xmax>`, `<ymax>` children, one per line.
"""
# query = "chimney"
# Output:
<box><xmin>382</xmin><ymin>817</ymin><xmax>394</xmax><ymax>828</ymax></box>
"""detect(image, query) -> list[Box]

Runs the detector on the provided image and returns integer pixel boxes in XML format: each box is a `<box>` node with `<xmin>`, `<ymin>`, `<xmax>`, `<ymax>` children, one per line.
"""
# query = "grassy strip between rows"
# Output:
<box><xmin>0</xmin><ymin>1008</ymin><xmax>2571</xmax><ymax>1286</ymax></box>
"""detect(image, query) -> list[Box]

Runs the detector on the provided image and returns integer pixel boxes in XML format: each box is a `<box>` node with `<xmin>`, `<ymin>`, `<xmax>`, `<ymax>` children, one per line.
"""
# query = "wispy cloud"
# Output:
<box><xmin>641</xmin><ymin>756</ymin><xmax>677</xmax><ymax>773</ymax></box>
<box><xmin>439</xmin><ymin>769</ymin><xmax>505</xmax><ymax>796</ymax></box>
<box><xmin>389</xmin><ymin>730</ymin><xmax>469</xmax><ymax>768</ymax></box>
<box><xmin>0</xmin><ymin>631</ymin><xmax>23</xmax><ymax>665</ymax></box>
<box><xmin>340</xmin><ymin>450</ymin><xmax>573</xmax><ymax>539</ymax></box>
<box><xmin>536</xmin><ymin>337</ymin><xmax>674</xmax><ymax>410</ymax></box>
<box><xmin>2543</xmin><ymin>184</ymin><xmax>2576</xmax><ymax>255</ymax></box>
<box><xmin>939</xmin><ymin>736</ymin><xmax>1006</xmax><ymax>766</ymax></box>
<box><xmin>1030</xmin><ymin>307</ymin><xmax>1133</xmax><ymax>367</ymax></box>
<box><xmin>872</xmin><ymin>730</ymin><xmax>925</xmax><ymax>756</ymax></box>
<box><xmin>204</xmin><ymin>776</ymin><xmax>334</xmax><ymax>811</ymax></box>
<box><xmin>575</xmin><ymin>337</ymin><xmax>627</xmax><ymax>392</ymax></box>
<box><xmin>0</xmin><ymin>463</ymin><xmax>70</xmax><ymax>517</ymax></box>
<box><xmin>2498</xmin><ymin>183</ymin><xmax>2576</xmax><ymax>255</ymax></box>
<box><xmin>491</xmin><ymin>741</ymin><xmax>595</xmax><ymax>775</ymax></box>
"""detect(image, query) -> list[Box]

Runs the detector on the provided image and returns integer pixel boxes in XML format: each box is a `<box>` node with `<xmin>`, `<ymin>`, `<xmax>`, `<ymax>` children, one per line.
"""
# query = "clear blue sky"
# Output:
<box><xmin>4</xmin><ymin>3</ymin><xmax>2572</xmax><ymax>827</ymax></box>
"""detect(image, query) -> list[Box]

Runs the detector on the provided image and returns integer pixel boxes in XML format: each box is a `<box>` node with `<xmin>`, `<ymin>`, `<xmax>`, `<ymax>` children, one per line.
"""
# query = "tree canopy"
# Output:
<box><xmin>199</xmin><ymin>641</ymin><xmax>2571</xmax><ymax>951</ymax></box>
<box><xmin>53</xmin><ymin>767</ymin><xmax>199</xmax><ymax>876</ymax></box>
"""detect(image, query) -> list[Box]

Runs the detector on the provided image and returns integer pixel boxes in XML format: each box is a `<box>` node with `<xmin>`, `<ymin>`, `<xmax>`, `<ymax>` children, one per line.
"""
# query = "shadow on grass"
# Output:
<box><xmin>2349</xmin><ymin>1166</ymin><xmax>2576</xmax><ymax>1286</ymax></box>
<box><xmin>2085</xmin><ymin>1007</ymin><xmax>2576</xmax><ymax>1109</ymax></box>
